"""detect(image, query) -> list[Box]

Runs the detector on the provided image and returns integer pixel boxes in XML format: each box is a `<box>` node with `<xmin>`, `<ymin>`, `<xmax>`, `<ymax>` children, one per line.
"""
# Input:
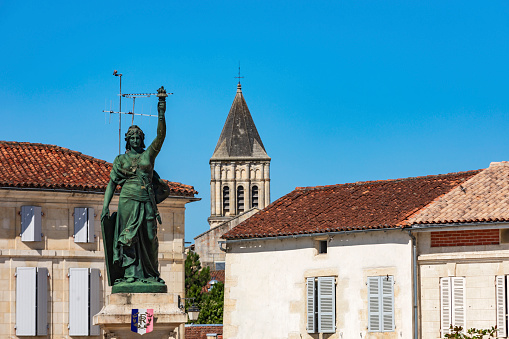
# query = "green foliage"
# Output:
<box><xmin>444</xmin><ymin>325</ymin><xmax>498</xmax><ymax>338</ymax></box>
<box><xmin>184</xmin><ymin>251</ymin><xmax>225</xmax><ymax>324</ymax></box>
<box><xmin>184</xmin><ymin>251</ymin><xmax>210</xmax><ymax>321</ymax></box>
<box><xmin>197</xmin><ymin>282</ymin><xmax>224</xmax><ymax>324</ymax></box>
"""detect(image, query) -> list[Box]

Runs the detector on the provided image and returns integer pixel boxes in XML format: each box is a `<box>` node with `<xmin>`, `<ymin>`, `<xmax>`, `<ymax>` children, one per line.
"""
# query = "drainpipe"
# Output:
<box><xmin>407</xmin><ymin>230</ymin><xmax>418</xmax><ymax>339</ymax></box>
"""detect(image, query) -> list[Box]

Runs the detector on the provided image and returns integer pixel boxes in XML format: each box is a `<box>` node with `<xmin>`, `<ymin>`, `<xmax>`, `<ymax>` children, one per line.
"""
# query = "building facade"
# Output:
<box><xmin>0</xmin><ymin>141</ymin><xmax>197</xmax><ymax>338</ymax></box>
<box><xmin>220</xmin><ymin>165</ymin><xmax>509</xmax><ymax>339</ymax></box>
<box><xmin>195</xmin><ymin>83</ymin><xmax>270</xmax><ymax>269</ymax></box>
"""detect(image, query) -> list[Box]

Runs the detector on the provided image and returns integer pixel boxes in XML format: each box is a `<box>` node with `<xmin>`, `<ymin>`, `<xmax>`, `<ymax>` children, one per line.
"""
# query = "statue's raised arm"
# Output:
<box><xmin>148</xmin><ymin>86</ymin><xmax>168</xmax><ymax>161</ymax></box>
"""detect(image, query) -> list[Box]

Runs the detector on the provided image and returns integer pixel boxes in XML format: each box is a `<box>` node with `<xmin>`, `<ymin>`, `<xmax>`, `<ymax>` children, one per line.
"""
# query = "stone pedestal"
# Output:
<box><xmin>94</xmin><ymin>293</ymin><xmax>187</xmax><ymax>339</ymax></box>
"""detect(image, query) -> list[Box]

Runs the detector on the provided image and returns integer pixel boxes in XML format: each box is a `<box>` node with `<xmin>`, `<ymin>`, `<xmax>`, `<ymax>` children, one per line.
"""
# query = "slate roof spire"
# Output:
<box><xmin>211</xmin><ymin>83</ymin><xmax>270</xmax><ymax>160</ymax></box>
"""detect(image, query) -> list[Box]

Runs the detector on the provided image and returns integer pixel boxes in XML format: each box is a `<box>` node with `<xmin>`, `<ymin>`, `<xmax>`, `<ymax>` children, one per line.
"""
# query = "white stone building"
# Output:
<box><xmin>221</xmin><ymin>163</ymin><xmax>509</xmax><ymax>339</ymax></box>
<box><xmin>0</xmin><ymin>141</ymin><xmax>198</xmax><ymax>338</ymax></box>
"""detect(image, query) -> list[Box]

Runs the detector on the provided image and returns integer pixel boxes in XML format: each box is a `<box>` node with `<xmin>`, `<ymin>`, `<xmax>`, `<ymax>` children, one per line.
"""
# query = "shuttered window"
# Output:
<box><xmin>306</xmin><ymin>276</ymin><xmax>336</xmax><ymax>334</ymax></box>
<box><xmin>21</xmin><ymin>206</ymin><xmax>42</xmax><ymax>242</ymax></box>
<box><xmin>440</xmin><ymin>277</ymin><xmax>466</xmax><ymax>336</ymax></box>
<box><xmin>74</xmin><ymin>208</ymin><xmax>95</xmax><ymax>243</ymax></box>
<box><xmin>496</xmin><ymin>276</ymin><xmax>507</xmax><ymax>338</ymax></box>
<box><xmin>15</xmin><ymin>267</ymin><xmax>48</xmax><ymax>336</ymax></box>
<box><xmin>368</xmin><ymin>276</ymin><xmax>394</xmax><ymax>332</ymax></box>
<box><xmin>69</xmin><ymin>268</ymin><xmax>101</xmax><ymax>336</ymax></box>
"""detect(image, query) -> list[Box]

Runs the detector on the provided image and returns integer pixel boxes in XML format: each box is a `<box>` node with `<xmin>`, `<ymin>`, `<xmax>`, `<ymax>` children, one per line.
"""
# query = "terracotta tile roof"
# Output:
<box><xmin>222</xmin><ymin>170</ymin><xmax>481</xmax><ymax>240</ymax></box>
<box><xmin>0</xmin><ymin>141</ymin><xmax>197</xmax><ymax>197</ymax></box>
<box><xmin>410</xmin><ymin>162</ymin><xmax>509</xmax><ymax>225</ymax></box>
<box><xmin>202</xmin><ymin>270</ymin><xmax>225</xmax><ymax>292</ymax></box>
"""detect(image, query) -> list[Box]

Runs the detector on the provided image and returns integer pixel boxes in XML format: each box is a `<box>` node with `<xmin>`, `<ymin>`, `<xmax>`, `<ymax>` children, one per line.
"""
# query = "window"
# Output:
<box><xmin>237</xmin><ymin>186</ymin><xmax>245</xmax><ymax>213</ymax></box>
<box><xmin>440</xmin><ymin>277</ymin><xmax>466</xmax><ymax>336</ymax></box>
<box><xmin>21</xmin><ymin>206</ymin><xmax>42</xmax><ymax>242</ymax></box>
<box><xmin>215</xmin><ymin>261</ymin><xmax>225</xmax><ymax>270</ymax></box>
<box><xmin>69</xmin><ymin>268</ymin><xmax>101</xmax><ymax>336</ymax></box>
<box><xmin>15</xmin><ymin>267</ymin><xmax>48</xmax><ymax>336</ymax></box>
<box><xmin>306</xmin><ymin>276</ymin><xmax>336</xmax><ymax>334</ymax></box>
<box><xmin>496</xmin><ymin>276</ymin><xmax>508</xmax><ymax>337</ymax></box>
<box><xmin>223</xmin><ymin>187</ymin><xmax>230</xmax><ymax>215</ymax></box>
<box><xmin>251</xmin><ymin>186</ymin><xmax>259</xmax><ymax>208</ymax></box>
<box><xmin>368</xmin><ymin>276</ymin><xmax>395</xmax><ymax>332</ymax></box>
<box><xmin>318</xmin><ymin>240</ymin><xmax>327</xmax><ymax>254</ymax></box>
<box><xmin>74</xmin><ymin>207</ymin><xmax>95</xmax><ymax>243</ymax></box>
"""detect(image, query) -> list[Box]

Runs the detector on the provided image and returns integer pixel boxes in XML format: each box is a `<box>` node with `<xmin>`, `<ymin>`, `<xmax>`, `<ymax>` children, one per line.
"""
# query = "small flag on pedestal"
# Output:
<box><xmin>131</xmin><ymin>309</ymin><xmax>154</xmax><ymax>335</ymax></box>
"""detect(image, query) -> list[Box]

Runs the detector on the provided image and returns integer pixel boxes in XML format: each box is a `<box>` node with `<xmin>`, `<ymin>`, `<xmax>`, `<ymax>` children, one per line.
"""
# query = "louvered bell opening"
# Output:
<box><xmin>251</xmin><ymin>186</ymin><xmax>259</xmax><ymax>208</ymax></box>
<box><xmin>223</xmin><ymin>187</ymin><xmax>230</xmax><ymax>214</ymax></box>
<box><xmin>237</xmin><ymin>186</ymin><xmax>244</xmax><ymax>213</ymax></box>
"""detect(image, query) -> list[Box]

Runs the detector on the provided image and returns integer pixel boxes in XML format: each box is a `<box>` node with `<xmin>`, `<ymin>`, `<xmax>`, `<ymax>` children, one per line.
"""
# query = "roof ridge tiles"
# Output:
<box><xmin>295</xmin><ymin>169</ymin><xmax>484</xmax><ymax>192</ymax></box>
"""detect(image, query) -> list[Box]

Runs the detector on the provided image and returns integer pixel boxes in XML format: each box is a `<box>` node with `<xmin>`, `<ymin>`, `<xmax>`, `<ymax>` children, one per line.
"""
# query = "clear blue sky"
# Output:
<box><xmin>1</xmin><ymin>1</ymin><xmax>508</xmax><ymax>241</ymax></box>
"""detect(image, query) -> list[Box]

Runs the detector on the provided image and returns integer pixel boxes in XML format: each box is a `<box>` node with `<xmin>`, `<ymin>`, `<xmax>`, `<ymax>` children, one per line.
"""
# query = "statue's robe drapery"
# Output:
<box><xmin>102</xmin><ymin>148</ymin><xmax>169</xmax><ymax>286</ymax></box>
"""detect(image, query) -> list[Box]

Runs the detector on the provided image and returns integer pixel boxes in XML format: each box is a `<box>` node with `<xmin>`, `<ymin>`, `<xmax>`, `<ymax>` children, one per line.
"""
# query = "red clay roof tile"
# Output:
<box><xmin>0</xmin><ymin>141</ymin><xmax>197</xmax><ymax>197</ymax></box>
<box><xmin>222</xmin><ymin>170</ymin><xmax>481</xmax><ymax>240</ymax></box>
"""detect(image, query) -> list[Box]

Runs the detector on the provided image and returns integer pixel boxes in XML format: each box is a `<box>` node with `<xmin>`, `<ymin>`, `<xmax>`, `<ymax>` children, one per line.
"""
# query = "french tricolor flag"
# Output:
<box><xmin>131</xmin><ymin>308</ymin><xmax>154</xmax><ymax>335</ymax></box>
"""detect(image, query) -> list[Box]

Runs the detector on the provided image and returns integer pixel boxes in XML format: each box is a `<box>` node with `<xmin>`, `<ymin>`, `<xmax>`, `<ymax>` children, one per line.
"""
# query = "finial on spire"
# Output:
<box><xmin>234</xmin><ymin>62</ymin><xmax>244</xmax><ymax>86</ymax></box>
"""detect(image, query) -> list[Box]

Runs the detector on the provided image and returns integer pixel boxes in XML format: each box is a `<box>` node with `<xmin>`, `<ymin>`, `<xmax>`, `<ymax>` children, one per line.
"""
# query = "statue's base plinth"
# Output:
<box><xmin>112</xmin><ymin>282</ymin><xmax>168</xmax><ymax>294</ymax></box>
<box><xmin>94</xmin><ymin>293</ymin><xmax>186</xmax><ymax>339</ymax></box>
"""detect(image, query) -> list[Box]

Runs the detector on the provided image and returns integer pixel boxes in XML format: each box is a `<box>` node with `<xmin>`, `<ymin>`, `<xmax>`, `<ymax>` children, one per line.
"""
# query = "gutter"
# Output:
<box><xmin>0</xmin><ymin>186</ymin><xmax>200</xmax><ymax>201</ymax></box>
<box><xmin>222</xmin><ymin>226</ymin><xmax>400</xmax><ymax>244</ymax></box>
<box><xmin>407</xmin><ymin>230</ymin><xmax>418</xmax><ymax>339</ymax></box>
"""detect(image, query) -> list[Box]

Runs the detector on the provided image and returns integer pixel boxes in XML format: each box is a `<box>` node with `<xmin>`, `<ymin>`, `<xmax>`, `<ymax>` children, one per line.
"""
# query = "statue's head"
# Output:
<box><xmin>125</xmin><ymin>125</ymin><xmax>146</xmax><ymax>151</ymax></box>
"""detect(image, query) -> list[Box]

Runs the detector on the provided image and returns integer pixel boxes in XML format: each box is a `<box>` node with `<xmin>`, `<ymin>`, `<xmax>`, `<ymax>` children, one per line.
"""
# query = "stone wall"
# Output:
<box><xmin>0</xmin><ymin>189</ymin><xmax>189</xmax><ymax>338</ymax></box>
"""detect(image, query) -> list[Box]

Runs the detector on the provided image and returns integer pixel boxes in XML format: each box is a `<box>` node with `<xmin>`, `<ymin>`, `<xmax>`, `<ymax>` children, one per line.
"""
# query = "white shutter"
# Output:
<box><xmin>21</xmin><ymin>206</ymin><xmax>41</xmax><ymax>242</ymax></box>
<box><xmin>496</xmin><ymin>276</ymin><xmax>507</xmax><ymax>337</ymax></box>
<box><xmin>318</xmin><ymin>277</ymin><xmax>335</xmax><ymax>333</ymax></box>
<box><xmin>440</xmin><ymin>277</ymin><xmax>452</xmax><ymax>336</ymax></box>
<box><xmin>381</xmin><ymin>276</ymin><xmax>394</xmax><ymax>332</ymax></box>
<box><xmin>89</xmin><ymin>268</ymin><xmax>101</xmax><ymax>335</ymax></box>
<box><xmin>36</xmin><ymin>267</ymin><xmax>48</xmax><ymax>335</ymax></box>
<box><xmin>306</xmin><ymin>277</ymin><xmax>316</xmax><ymax>333</ymax></box>
<box><xmin>368</xmin><ymin>276</ymin><xmax>381</xmax><ymax>332</ymax></box>
<box><xmin>69</xmin><ymin>268</ymin><xmax>89</xmax><ymax>336</ymax></box>
<box><xmin>74</xmin><ymin>208</ymin><xmax>88</xmax><ymax>243</ymax></box>
<box><xmin>87</xmin><ymin>208</ymin><xmax>95</xmax><ymax>243</ymax></box>
<box><xmin>16</xmin><ymin>267</ymin><xmax>37</xmax><ymax>336</ymax></box>
<box><xmin>451</xmin><ymin>277</ymin><xmax>466</xmax><ymax>332</ymax></box>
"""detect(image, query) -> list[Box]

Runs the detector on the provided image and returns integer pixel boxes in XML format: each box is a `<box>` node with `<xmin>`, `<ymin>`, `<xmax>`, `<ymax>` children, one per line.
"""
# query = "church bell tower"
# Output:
<box><xmin>208</xmin><ymin>83</ymin><xmax>271</xmax><ymax>228</ymax></box>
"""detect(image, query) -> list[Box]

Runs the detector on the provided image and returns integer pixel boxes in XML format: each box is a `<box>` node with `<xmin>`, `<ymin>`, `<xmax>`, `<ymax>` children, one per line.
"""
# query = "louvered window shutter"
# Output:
<box><xmin>69</xmin><ymin>268</ymin><xmax>89</xmax><ymax>336</ymax></box>
<box><xmin>306</xmin><ymin>277</ymin><xmax>316</xmax><ymax>333</ymax></box>
<box><xmin>381</xmin><ymin>276</ymin><xmax>394</xmax><ymax>332</ymax></box>
<box><xmin>21</xmin><ymin>206</ymin><xmax>42</xmax><ymax>242</ymax></box>
<box><xmin>16</xmin><ymin>267</ymin><xmax>37</xmax><ymax>336</ymax></box>
<box><xmin>496</xmin><ymin>276</ymin><xmax>507</xmax><ymax>337</ymax></box>
<box><xmin>440</xmin><ymin>277</ymin><xmax>452</xmax><ymax>336</ymax></box>
<box><xmin>74</xmin><ymin>208</ymin><xmax>88</xmax><ymax>243</ymax></box>
<box><xmin>89</xmin><ymin>268</ymin><xmax>101</xmax><ymax>335</ymax></box>
<box><xmin>87</xmin><ymin>208</ymin><xmax>95</xmax><ymax>243</ymax></box>
<box><xmin>318</xmin><ymin>277</ymin><xmax>336</xmax><ymax>333</ymax></box>
<box><xmin>451</xmin><ymin>277</ymin><xmax>466</xmax><ymax>332</ymax></box>
<box><xmin>36</xmin><ymin>268</ymin><xmax>48</xmax><ymax>335</ymax></box>
<box><xmin>368</xmin><ymin>276</ymin><xmax>381</xmax><ymax>332</ymax></box>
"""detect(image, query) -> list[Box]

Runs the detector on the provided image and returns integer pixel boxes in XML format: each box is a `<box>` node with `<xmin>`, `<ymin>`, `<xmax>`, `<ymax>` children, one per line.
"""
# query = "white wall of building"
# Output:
<box><xmin>224</xmin><ymin>230</ymin><xmax>414</xmax><ymax>339</ymax></box>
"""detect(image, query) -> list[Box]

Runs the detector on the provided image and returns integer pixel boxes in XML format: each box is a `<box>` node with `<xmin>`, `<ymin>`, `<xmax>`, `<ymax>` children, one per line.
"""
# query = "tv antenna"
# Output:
<box><xmin>103</xmin><ymin>70</ymin><xmax>173</xmax><ymax>154</ymax></box>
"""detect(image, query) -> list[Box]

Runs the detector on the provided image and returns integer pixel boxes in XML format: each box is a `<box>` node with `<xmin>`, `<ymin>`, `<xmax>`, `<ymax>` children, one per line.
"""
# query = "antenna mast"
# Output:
<box><xmin>104</xmin><ymin>71</ymin><xmax>173</xmax><ymax>154</ymax></box>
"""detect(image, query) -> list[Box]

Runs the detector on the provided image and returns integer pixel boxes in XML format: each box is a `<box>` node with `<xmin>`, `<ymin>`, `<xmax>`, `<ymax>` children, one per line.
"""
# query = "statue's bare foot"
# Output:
<box><xmin>126</xmin><ymin>277</ymin><xmax>135</xmax><ymax>283</ymax></box>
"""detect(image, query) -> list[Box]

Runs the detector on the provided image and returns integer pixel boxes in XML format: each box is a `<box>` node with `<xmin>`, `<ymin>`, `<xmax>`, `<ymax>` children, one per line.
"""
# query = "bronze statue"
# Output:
<box><xmin>101</xmin><ymin>86</ymin><xmax>170</xmax><ymax>293</ymax></box>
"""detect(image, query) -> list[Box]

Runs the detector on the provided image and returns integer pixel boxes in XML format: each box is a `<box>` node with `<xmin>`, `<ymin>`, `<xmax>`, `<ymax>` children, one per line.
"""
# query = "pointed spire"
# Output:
<box><xmin>211</xmin><ymin>84</ymin><xmax>269</xmax><ymax>160</ymax></box>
